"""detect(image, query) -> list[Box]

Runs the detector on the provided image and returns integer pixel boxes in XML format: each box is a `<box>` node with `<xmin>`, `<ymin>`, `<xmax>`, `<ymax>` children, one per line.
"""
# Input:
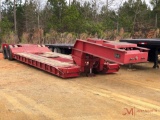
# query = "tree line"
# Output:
<box><xmin>0</xmin><ymin>0</ymin><xmax>160</xmax><ymax>44</ymax></box>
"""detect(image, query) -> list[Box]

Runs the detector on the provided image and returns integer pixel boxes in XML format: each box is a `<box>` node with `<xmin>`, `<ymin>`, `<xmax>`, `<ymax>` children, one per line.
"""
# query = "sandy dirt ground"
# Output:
<box><xmin>0</xmin><ymin>53</ymin><xmax>160</xmax><ymax>120</ymax></box>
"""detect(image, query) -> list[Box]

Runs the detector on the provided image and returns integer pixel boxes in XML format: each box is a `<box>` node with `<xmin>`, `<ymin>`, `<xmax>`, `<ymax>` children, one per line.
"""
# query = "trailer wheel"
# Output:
<box><xmin>7</xmin><ymin>45</ymin><xmax>13</xmax><ymax>60</ymax></box>
<box><xmin>2</xmin><ymin>46</ymin><xmax>8</xmax><ymax>59</ymax></box>
<box><xmin>59</xmin><ymin>49</ymin><xmax>64</xmax><ymax>54</ymax></box>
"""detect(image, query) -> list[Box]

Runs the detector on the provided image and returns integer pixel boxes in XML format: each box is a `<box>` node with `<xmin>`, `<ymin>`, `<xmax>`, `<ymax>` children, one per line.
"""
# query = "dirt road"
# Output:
<box><xmin>0</xmin><ymin>53</ymin><xmax>160</xmax><ymax>120</ymax></box>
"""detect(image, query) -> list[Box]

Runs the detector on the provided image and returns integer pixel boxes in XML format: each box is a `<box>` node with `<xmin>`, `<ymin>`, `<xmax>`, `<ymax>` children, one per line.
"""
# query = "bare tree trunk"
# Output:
<box><xmin>155</xmin><ymin>13</ymin><xmax>158</xmax><ymax>28</ymax></box>
<box><xmin>117</xmin><ymin>0</ymin><xmax>124</xmax><ymax>32</ymax></box>
<box><xmin>24</xmin><ymin>0</ymin><xmax>28</xmax><ymax>31</ymax></box>
<box><xmin>38</xmin><ymin>13</ymin><xmax>39</xmax><ymax>28</ymax></box>
<box><xmin>132</xmin><ymin>0</ymin><xmax>140</xmax><ymax>34</ymax></box>
<box><xmin>14</xmin><ymin>0</ymin><xmax>17</xmax><ymax>33</ymax></box>
<box><xmin>0</xmin><ymin>0</ymin><xmax>1</xmax><ymax>22</ymax></box>
<box><xmin>0</xmin><ymin>0</ymin><xmax>1</xmax><ymax>32</ymax></box>
<box><xmin>106</xmin><ymin>0</ymin><xmax>108</xmax><ymax>13</ymax></box>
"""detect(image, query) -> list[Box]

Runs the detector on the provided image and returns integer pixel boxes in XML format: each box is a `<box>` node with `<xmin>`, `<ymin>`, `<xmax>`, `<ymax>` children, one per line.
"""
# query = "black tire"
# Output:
<box><xmin>61</xmin><ymin>49</ymin><xmax>65</xmax><ymax>54</ymax></box>
<box><xmin>2</xmin><ymin>47</ymin><xmax>8</xmax><ymax>59</ymax></box>
<box><xmin>7</xmin><ymin>45</ymin><xmax>13</xmax><ymax>60</ymax></box>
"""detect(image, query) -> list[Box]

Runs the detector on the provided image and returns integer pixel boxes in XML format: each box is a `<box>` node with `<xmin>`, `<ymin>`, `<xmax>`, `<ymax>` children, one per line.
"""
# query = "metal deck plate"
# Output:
<box><xmin>16</xmin><ymin>53</ymin><xmax>75</xmax><ymax>67</ymax></box>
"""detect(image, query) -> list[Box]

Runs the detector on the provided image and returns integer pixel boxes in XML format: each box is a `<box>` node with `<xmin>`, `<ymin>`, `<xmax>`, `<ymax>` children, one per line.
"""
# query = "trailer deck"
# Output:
<box><xmin>2</xmin><ymin>38</ymin><xmax>149</xmax><ymax>78</ymax></box>
<box><xmin>120</xmin><ymin>39</ymin><xmax>160</xmax><ymax>46</ymax></box>
<box><xmin>14</xmin><ymin>52</ymin><xmax>80</xmax><ymax>78</ymax></box>
<box><xmin>15</xmin><ymin>52</ymin><xmax>73</xmax><ymax>67</ymax></box>
<box><xmin>120</xmin><ymin>39</ymin><xmax>160</xmax><ymax>68</ymax></box>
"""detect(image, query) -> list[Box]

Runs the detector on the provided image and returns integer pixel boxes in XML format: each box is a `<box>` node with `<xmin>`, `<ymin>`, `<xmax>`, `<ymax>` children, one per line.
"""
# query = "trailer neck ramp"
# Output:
<box><xmin>72</xmin><ymin>38</ymin><xmax>149</xmax><ymax>75</ymax></box>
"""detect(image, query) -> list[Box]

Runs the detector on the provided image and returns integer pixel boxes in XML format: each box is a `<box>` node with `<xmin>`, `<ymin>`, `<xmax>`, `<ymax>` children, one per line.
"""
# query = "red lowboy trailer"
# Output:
<box><xmin>2</xmin><ymin>38</ymin><xmax>149</xmax><ymax>78</ymax></box>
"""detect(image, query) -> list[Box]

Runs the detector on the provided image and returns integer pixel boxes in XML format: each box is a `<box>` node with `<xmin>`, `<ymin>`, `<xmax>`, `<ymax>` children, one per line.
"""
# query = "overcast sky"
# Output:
<box><xmin>40</xmin><ymin>0</ymin><xmax>151</xmax><ymax>6</ymax></box>
<box><xmin>1</xmin><ymin>0</ymin><xmax>152</xmax><ymax>10</ymax></box>
<box><xmin>65</xmin><ymin>0</ymin><xmax>152</xmax><ymax>9</ymax></box>
<box><xmin>65</xmin><ymin>0</ymin><xmax>151</xmax><ymax>4</ymax></box>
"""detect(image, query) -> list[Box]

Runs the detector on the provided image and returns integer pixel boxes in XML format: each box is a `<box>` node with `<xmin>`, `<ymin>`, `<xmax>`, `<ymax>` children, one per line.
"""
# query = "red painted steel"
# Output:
<box><xmin>2</xmin><ymin>44</ymin><xmax>80</xmax><ymax>78</ymax></box>
<box><xmin>14</xmin><ymin>52</ymin><xmax>80</xmax><ymax>78</ymax></box>
<box><xmin>2</xmin><ymin>38</ymin><xmax>149</xmax><ymax>78</ymax></box>
<box><xmin>71</xmin><ymin>38</ymin><xmax>148</xmax><ymax>75</ymax></box>
<box><xmin>72</xmin><ymin>38</ymin><xmax>148</xmax><ymax>65</ymax></box>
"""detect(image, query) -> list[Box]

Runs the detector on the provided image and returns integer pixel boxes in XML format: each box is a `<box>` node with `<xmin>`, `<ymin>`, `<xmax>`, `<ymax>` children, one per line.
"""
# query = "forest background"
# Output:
<box><xmin>0</xmin><ymin>0</ymin><xmax>160</xmax><ymax>45</ymax></box>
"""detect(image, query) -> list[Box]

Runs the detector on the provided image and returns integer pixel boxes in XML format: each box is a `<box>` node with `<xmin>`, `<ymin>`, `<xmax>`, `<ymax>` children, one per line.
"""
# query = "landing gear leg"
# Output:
<box><xmin>86</xmin><ymin>68</ymin><xmax>95</xmax><ymax>77</ymax></box>
<box><xmin>128</xmin><ymin>64</ymin><xmax>133</xmax><ymax>69</ymax></box>
<box><xmin>153</xmin><ymin>48</ymin><xmax>159</xmax><ymax>69</ymax></box>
